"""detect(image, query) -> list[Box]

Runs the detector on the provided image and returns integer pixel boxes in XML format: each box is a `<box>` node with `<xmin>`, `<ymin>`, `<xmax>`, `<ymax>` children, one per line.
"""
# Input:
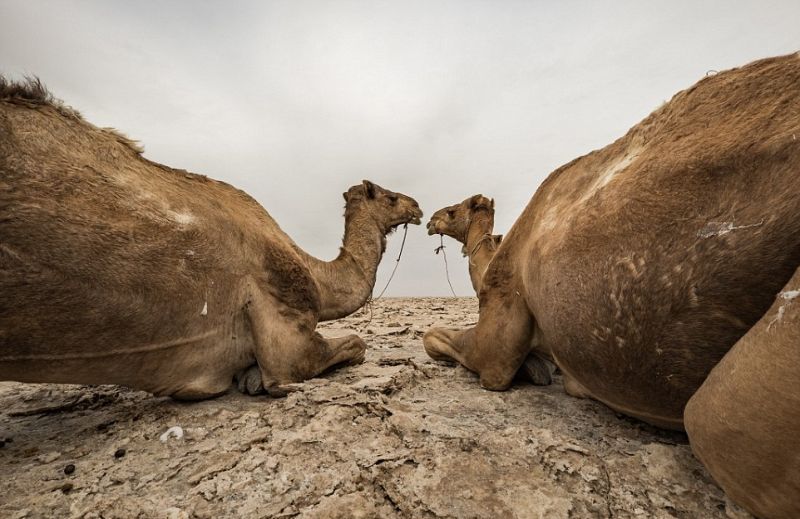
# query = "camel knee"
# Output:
<box><xmin>479</xmin><ymin>370</ymin><xmax>514</xmax><ymax>391</ymax></box>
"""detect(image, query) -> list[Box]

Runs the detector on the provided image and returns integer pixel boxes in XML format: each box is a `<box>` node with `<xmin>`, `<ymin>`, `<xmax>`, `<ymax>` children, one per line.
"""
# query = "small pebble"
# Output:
<box><xmin>64</xmin><ymin>464</ymin><xmax>75</xmax><ymax>475</ymax></box>
<box><xmin>114</xmin><ymin>448</ymin><xmax>126</xmax><ymax>459</ymax></box>
<box><xmin>159</xmin><ymin>426</ymin><xmax>184</xmax><ymax>442</ymax></box>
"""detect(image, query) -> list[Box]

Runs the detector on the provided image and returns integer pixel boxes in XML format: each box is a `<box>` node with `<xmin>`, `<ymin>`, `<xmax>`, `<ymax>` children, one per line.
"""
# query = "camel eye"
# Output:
<box><xmin>387</xmin><ymin>194</ymin><xmax>398</xmax><ymax>204</ymax></box>
<box><xmin>447</xmin><ymin>210</ymin><xmax>455</xmax><ymax>218</ymax></box>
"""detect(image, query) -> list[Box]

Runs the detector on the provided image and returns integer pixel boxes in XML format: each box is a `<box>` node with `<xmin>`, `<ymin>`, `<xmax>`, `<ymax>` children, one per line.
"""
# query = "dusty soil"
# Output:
<box><xmin>0</xmin><ymin>298</ymin><xmax>750</xmax><ymax>519</ymax></box>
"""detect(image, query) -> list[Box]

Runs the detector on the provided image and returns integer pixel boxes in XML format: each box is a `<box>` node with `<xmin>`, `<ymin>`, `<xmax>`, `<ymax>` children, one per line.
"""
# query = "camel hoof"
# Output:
<box><xmin>521</xmin><ymin>354</ymin><xmax>554</xmax><ymax>386</ymax></box>
<box><xmin>422</xmin><ymin>327</ymin><xmax>460</xmax><ymax>362</ymax></box>
<box><xmin>236</xmin><ymin>365</ymin><xmax>265</xmax><ymax>395</ymax></box>
<box><xmin>345</xmin><ymin>335</ymin><xmax>367</xmax><ymax>365</ymax></box>
<box><xmin>348</xmin><ymin>349</ymin><xmax>366</xmax><ymax>365</ymax></box>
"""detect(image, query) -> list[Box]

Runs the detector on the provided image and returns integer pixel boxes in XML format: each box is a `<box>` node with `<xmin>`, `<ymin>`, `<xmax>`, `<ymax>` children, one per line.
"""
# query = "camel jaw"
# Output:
<box><xmin>388</xmin><ymin>214</ymin><xmax>421</xmax><ymax>232</ymax></box>
<box><xmin>404</xmin><ymin>208</ymin><xmax>424</xmax><ymax>227</ymax></box>
<box><xmin>426</xmin><ymin>219</ymin><xmax>442</xmax><ymax>235</ymax></box>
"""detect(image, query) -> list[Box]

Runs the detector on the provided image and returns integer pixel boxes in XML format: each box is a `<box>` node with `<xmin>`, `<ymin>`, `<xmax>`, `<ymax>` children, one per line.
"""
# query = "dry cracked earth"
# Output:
<box><xmin>0</xmin><ymin>298</ymin><xmax>752</xmax><ymax>519</ymax></box>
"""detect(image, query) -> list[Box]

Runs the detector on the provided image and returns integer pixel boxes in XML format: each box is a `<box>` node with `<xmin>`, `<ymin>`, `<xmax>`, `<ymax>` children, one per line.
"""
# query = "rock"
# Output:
<box><xmin>159</xmin><ymin>426</ymin><xmax>185</xmax><ymax>442</ymax></box>
<box><xmin>184</xmin><ymin>427</ymin><xmax>208</xmax><ymax>441</ymax></box>
<box><xmin>163</xmin><ymin>507</ymin><xmax>189</xmax><ymax>519</ymax></box>
<box><xmin>37</xmin><ymin>451</ymin><xmax>61</xmax><ymax>464</ymax></box>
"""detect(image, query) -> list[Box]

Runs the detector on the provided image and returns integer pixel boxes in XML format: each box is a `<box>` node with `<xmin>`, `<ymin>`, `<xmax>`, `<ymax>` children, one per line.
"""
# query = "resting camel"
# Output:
<box><xmin>423</xmin><ymin>53</ymin><xmax>799</xmax><ymax>515</ymax></box>
<box><xmin>427</xmin><ymin>194</ymin><xmax>554</xmax><ymax>385</ymax></box>
<box><xmin>427</xmin><ymin>194</ymin><xmax>503</xmax><ymax>294</ymax></box>
<box><xmin>0</xmin><ymin>77</ymin><xmax>422</xmax><ymax>400</ymax></box>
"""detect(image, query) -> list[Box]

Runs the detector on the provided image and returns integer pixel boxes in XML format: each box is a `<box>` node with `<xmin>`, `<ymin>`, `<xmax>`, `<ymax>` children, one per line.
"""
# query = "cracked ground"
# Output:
<box><xmin>0</xmin><ymin>298</ymin><xmax>751</xmax><ymax>518</ymax></box>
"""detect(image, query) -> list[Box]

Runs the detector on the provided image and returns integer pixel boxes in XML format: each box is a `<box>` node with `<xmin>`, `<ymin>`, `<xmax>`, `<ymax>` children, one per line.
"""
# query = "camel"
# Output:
<box><xmin>685</xmin><ymin>266</ymin><xmax>800</xmax><ymax>519</ymax></box>
<box><xmin>423</xmin><ymin>54</ymin><xmax>799</xmax><ymax>430</ymax></box>
<box><xmin>427</xmin><ymin>194</ymin><xmax>554</xmax><ymax>385</ymax></box>
<box><xmin>0</xmin><ymin>77</ymin><xmax>422</xmax><ymax>400</ymax></box>
<box><xmin>426</xmin><ymin>194</ymin><xmax>503</xmax><ymax>294</ymax></box>
<box><xmin>423</xmin><ymin>52</ymin><xmax>800</xmax><ymax>516</ymax></box>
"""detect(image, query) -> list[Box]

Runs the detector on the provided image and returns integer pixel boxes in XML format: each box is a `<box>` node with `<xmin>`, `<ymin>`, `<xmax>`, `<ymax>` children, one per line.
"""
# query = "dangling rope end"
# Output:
<box><xmin>373</xmin><ymin>223</ymin><xmax>409</xmax><ymax>300</ymax></box>
<box><xmin>436</xmin><ymin>235</ymin><xmax>458</xmax><ymax>298</ymax></box>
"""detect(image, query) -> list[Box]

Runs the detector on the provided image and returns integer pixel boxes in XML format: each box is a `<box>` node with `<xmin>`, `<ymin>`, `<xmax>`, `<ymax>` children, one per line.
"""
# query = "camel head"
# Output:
<box><xmin>427</xmin><ymin>194</ymin><xmax>494</xmax><ymax>242</ymax></box>
<box><xmin>343</xmin><ymin>180</ymin><xmax>423</xmax><ymax>233</ymax></box>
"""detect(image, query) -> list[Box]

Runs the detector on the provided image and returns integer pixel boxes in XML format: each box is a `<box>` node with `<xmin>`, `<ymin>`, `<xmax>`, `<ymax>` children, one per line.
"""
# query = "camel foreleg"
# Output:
<box><xmin>236</xmin><ymin>292</ymin><xmax>366</xmax><ymax>396</ymax></box>
<box><xmin>423</xmin><ymin>291</ymin><xmax>535</xmax><ymax>390</ymax></box>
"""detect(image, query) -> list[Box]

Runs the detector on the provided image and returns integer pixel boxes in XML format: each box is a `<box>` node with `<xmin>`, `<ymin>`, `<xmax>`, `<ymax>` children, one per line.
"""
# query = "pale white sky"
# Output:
<box><xmin>2</xmin><ymin>1</ymin><xmax>798</xmax><ymax>295</ymax></box>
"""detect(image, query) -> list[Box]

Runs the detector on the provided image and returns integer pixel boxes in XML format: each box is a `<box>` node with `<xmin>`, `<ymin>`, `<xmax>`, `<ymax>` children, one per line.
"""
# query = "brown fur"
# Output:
<box><xmin>427</xmin><ymin>194</ymin><xmax>502</xmax><ymax>293</ymax></box>
<box><xmin>424</xmin><ymin>54</ymin><xmax>800</xmax><ymax>428</ymax></box>
<box><xmin>684</xmin><ymin>265</ymin><xmax>800</xmax><ymax>519</ymax></box>
<box><xmin>0</xmin><ymin>77</ymin><xmax>422</xmax><ymax>399</ymax></box>
<box><xmin>427</xmin><ymin>195</ymin><xmax>553</xmax><ymax>385</ymax></box>
<box><xmin>423</xmin><ymin>52</ymin><xmax>800</xmax><ymax>516</ymax></box>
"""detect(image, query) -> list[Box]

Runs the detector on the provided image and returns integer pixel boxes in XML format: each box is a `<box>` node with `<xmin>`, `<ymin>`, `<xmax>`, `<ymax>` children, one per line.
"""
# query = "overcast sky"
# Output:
<box><xmin>2</xmin><ymin>1</ymin><xmax>798</xmax><ymax>296</ymax></box>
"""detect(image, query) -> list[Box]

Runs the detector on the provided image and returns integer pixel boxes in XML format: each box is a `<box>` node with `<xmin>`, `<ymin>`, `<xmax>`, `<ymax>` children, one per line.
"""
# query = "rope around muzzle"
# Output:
<box><xmin>434</xmin><ymin>234</ymin><xmax>458</xmax><ymax>297</ymax></box>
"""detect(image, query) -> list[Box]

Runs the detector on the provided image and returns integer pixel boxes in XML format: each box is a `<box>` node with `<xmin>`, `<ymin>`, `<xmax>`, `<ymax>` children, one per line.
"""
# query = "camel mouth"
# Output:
<box><xmin>426</xmin><ymin>219</ymin><xmax>440</xmax><ymax>235</ymax></box>
<box><xmin>407</xmin><ymin>208</ymin><xmax>423</xmax><ymax>226</ymax></box>
<box><xmin>389</xmin><ymin>213</ymin><xmax>422</xmax><ymax>231</ymax></box>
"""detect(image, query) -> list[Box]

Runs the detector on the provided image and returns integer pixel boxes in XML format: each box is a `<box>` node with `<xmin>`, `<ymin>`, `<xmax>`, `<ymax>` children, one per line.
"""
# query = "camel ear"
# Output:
<box><xmin>469</xmin><ymin>194</ymin><xmax>489</xmax><ymax>210</ymax></box>
<box><xmin>362</xmin><ymin>180</ymin><xmax>376</xmax><ymax>199</ymax></box>
<box><xmin>490</xmin><ymin>198</ymin><xmax>495</xmax><ymax>210</ymax></box>
<box><xmin>343</xmin><ymin>191</ymin><xmax>350</xmax><ymax>202</ymax></box>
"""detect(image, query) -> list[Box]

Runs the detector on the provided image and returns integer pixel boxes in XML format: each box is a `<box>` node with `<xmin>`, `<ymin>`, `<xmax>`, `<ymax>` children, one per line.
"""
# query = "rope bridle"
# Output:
<box><xmin>434</xmin><ymin>234</ymin><xmax>458</xmax><ymax>297</ymax></box>
<box><xmin>373</xmin><ymin>223</ymin><xmax>409</xmax><ymax>299</ymax></box>
<box><xmin>359</xmin><ymin>223</ymin><xmax>409</xmax><ymax>325</ymax></box>
<box><xmin>467</xmin><ymin>233</ymin><xmax>494</xmax><ymax>267</ymax></box>
<box><xmin>433</xmin><ymin>213</ymin><xmax>495</xmax><ymax>297</ymax></box>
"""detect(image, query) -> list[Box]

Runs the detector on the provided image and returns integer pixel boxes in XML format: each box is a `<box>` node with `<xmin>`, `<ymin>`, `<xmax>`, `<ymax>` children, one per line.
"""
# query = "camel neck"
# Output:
<box><xmin>465</xmin><ymin>212</ymin><xmax>495</xmax><ymax>293</ymax></box>
<box><xmin>303</xmin><ymin>206</ymin><xmax>385</xmax><ymax>321</ymax></box>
